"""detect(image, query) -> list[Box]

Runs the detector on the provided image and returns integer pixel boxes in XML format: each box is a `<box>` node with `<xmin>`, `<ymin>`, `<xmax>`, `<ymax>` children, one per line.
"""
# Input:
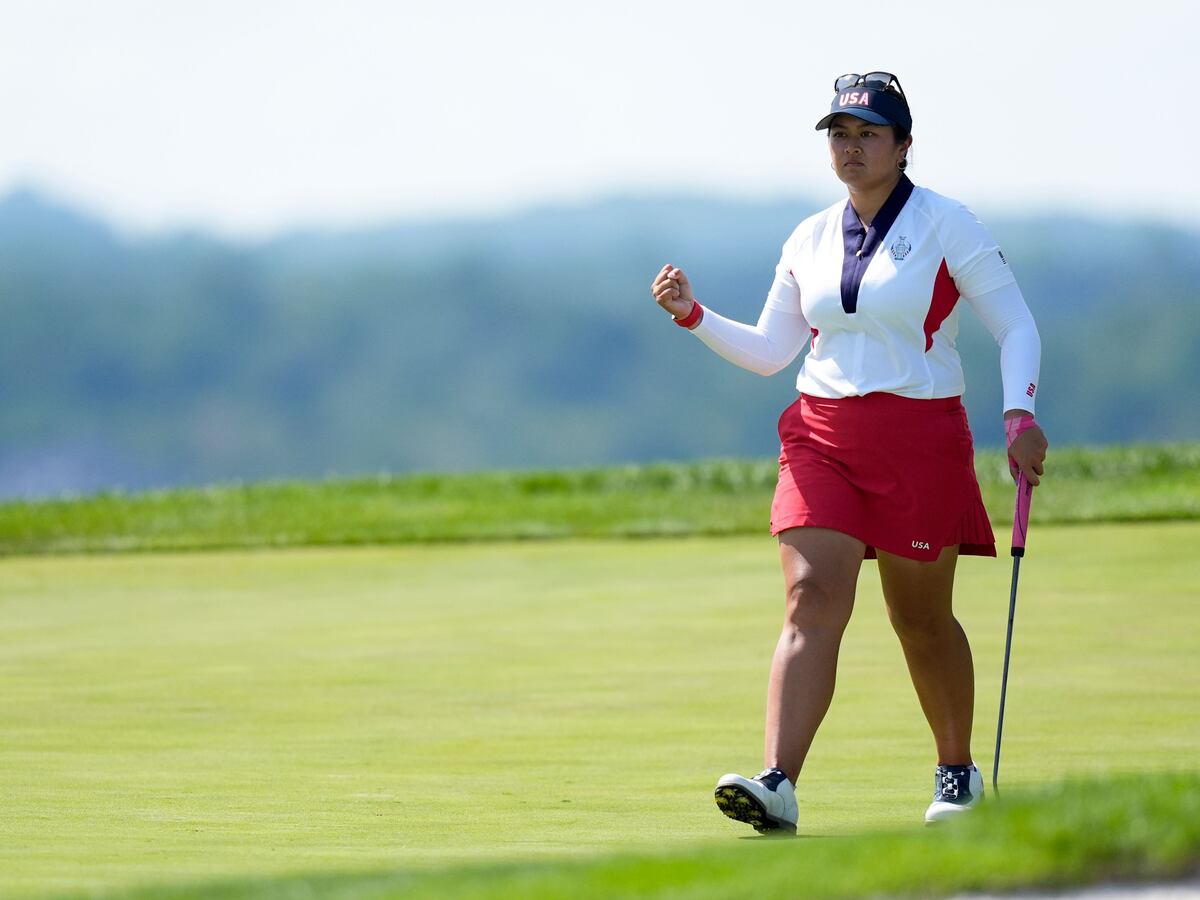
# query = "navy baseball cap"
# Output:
<box><xmin>815</xmin><ymin>83</ymin><xmax>912</xmax><ymax>133</ymax></box>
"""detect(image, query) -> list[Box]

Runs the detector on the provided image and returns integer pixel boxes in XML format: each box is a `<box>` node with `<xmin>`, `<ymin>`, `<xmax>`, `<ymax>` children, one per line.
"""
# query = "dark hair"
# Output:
<box><xmin>884</xmin><ymin>85</ymin><xmax>910</xmax><ymax>144</ymax></box>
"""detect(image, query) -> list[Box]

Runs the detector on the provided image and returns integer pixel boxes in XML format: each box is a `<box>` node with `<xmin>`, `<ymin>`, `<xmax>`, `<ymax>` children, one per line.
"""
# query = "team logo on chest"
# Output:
<box><xmin>890</xmin><ymin>235</ymin><xmax>912</xmax><ymax>260</ymax></box>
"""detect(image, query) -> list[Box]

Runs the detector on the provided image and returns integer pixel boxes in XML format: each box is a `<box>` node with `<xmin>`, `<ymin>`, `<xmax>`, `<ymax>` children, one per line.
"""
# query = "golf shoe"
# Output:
<box><xmin>925</xmin><ymin>763</ymin><xmax>984</xmax><ymax>824</ymax></box>
<box><xmin>714</xmin><ymin>767</ymin><xmax>798</xmax><ymax>834</ymax></box>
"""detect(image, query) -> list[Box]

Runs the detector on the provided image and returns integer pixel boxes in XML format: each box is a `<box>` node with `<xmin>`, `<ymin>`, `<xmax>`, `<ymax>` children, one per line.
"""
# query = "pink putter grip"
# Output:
<box><xmin>1005</xmin><ymin>414</ymin><xmax>1038</xmax><ymax>557</ymax></box>
<box><xmin>1011</xmin><ymin>473</ymin><xmax>1033</xmax><ymax>557</ymax></box>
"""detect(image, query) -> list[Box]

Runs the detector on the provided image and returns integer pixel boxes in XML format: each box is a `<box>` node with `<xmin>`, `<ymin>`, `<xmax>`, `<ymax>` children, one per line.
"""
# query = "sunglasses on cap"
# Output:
<box><xmin>833</xmin><ymin>72</ymin><xmax>906</xmax><ymax>99</ymax></box>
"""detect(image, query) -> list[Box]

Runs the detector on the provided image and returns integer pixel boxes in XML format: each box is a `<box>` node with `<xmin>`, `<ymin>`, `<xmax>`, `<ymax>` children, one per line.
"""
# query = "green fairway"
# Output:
<box><xmin>61</xmin><ymin>772</ymin><xmax>1200</xmax><ymax>900</ymax></box>
<box><xmin>2</xmin><ymin>523</ymin><xmax>1198</xmax><ymax>898</ymax></box>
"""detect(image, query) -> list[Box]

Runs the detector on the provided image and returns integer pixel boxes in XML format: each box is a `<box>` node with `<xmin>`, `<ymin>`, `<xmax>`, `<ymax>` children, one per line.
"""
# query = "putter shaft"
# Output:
<box><xmin>992</xmin><ymin>555</ymin><xmax>1021</xmax><ymax>797</ymax></box>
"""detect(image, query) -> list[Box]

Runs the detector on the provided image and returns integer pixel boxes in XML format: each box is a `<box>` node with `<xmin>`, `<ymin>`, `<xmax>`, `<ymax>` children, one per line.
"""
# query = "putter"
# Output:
<box><xmin>992</xmin><ymin>471</ymin><xmax>1033</xmax><ymax>798</ymax></box>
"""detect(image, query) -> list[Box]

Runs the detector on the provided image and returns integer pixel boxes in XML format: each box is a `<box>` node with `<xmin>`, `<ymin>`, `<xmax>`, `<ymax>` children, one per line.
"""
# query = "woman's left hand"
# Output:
<box><xmin>1008</xmin><ymin>424</ymin><xmax>1048</xmax><ymax>485</ymax></box>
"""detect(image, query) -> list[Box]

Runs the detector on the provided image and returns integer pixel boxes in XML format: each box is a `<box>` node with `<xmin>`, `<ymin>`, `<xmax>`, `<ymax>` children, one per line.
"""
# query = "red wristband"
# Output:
<box><xmin>673</xmin><ymin>301</ymin><xmax>704</xmax><ymax>329</ymax></box>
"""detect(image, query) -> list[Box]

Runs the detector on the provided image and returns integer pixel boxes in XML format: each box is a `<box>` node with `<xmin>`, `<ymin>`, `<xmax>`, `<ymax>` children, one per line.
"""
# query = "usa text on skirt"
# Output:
<box><xmin>770</xmin><ymin>392</ymin><xmax>995</xmax><ymax>562</ymax></box>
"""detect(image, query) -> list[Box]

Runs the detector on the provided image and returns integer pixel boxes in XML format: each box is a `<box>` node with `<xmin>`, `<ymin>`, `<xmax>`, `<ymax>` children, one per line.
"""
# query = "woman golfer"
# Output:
<box><xmin>650</xmin><ymin>72</ymin><xmax>1047</xmax><ymax>831</ymax></box>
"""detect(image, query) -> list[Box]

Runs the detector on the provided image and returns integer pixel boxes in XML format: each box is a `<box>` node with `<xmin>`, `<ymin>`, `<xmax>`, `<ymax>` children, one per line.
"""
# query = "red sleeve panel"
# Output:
<box><xmin>923</xmin><ymin>258</ymin><xmax>960</xmax><ymax>353</ymax></box>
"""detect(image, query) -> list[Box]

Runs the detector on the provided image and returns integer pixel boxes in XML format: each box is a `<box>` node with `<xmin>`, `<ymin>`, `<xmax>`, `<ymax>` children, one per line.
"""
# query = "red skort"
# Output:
<box><xmin>770</xmin><ymin>392</ymin><xmax>995</xmax><ymax>562</ymax></box>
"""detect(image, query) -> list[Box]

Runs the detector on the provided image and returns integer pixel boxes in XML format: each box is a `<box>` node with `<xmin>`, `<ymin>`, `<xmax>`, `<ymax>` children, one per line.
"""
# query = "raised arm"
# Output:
<box><xmin>650</xmin><ymin>264</ymin><xmax>810</xmax><ymax>377</ymax></box>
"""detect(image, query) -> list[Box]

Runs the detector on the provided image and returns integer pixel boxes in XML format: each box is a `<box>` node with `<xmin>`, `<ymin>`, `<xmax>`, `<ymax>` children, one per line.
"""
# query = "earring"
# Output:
<box><xmin>898</xmin><ymin>158</ymin><xmax>908</xmax><ymax>171</ymax></box>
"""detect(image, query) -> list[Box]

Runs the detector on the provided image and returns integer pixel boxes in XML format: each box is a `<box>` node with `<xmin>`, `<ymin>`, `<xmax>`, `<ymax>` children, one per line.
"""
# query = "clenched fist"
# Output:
<box><xmin>650</xmin><ymin>264</ymin><xmax>696</xmax><ymax>320</ymax></box>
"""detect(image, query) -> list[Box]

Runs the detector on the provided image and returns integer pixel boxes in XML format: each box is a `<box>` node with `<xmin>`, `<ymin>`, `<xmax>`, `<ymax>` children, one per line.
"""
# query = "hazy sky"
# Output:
<box><xmin>1</xmin><ymin>0</ymin><xmax>1194</xmax><ymax>237</ymax></box>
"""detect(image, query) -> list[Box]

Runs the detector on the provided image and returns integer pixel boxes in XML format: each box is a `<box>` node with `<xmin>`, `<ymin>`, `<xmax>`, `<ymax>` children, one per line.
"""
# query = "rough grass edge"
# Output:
<box><xmin>2</xmin><ymin>443</ymin><xmax>1199</xmax><ymax>557</ymax></box>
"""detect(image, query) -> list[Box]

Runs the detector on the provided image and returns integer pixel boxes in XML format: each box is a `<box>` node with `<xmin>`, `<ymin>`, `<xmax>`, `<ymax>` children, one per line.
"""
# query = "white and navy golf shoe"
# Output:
<box><xmin>714</xmin><ymin>767</ymin><xmax>798</xmax><ymax>834</ymax></box>
<box><xmin>924</xmin><ymin>763</ymin><xmax>984</xmax><ymax>824</ymax></box>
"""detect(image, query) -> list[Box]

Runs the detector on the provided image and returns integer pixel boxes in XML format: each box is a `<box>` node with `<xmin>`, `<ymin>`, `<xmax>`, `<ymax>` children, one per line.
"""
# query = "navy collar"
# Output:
<box><xmin>850</xmin><ymin>174</ymin><xmax>914</xmax><ymax>258</ymax></box>
<box><xmin>839</xmin><ymin>175</ymin><xmax>915</xmax><ymax>314</ymax></box>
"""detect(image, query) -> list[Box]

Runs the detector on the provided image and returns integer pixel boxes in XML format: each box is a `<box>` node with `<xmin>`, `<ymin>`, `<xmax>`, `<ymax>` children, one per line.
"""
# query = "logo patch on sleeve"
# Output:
<box><xmin>998</xmin><ymin>249</ymin><xmax>1008</xmax><ymax>264</ymax></box>
<box><xmin>1026</xmin><ymin>382</ymin><xmax>1036</xmax><ymax>398</ymax></box>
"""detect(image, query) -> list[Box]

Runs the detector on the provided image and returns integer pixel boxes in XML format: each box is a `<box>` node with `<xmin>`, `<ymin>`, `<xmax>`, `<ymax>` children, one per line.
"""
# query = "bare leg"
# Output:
<box><xmin>765</xmin><ymin>527</ymin><xmax>865</xmax><ymax>782</ymax></box>
<box><xmin>877</xmin><ymin>545</ymin><xmax>974</xmax><ymax>765</ymax></box>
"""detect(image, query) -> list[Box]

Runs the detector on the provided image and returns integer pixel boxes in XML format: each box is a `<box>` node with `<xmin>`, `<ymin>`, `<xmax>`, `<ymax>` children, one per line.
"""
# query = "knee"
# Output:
<box><xmin>887</xmin><ymin>603</ymin><xmax>955</xmax><ymax>648</ymax></box>
<box><xmin>784</xmin><ymin>574</ymin><xmax>853</xmax><ymax>633</ymax></box>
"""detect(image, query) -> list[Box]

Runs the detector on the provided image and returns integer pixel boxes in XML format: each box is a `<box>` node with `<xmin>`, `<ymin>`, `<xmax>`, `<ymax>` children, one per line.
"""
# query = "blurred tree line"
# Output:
<box><xmin>1</xmin><ymin>188</ymin><xmax>1196</xmax><ymax>498</ymax></box>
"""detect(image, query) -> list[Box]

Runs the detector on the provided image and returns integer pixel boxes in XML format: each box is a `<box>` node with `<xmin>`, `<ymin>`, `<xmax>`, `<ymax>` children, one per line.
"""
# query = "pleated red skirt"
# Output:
<box><xmin>770</xmin><ymin>393</ymin><xmax>995</xmax><ymax>562</ymax></box>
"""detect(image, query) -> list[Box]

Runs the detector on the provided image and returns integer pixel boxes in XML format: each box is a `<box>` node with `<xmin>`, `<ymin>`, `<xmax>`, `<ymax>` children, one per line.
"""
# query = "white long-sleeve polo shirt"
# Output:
<box><xmin>689</xmin><ymin>177</ymin><xmax>1041</xmax><ymax>415</ymax></box>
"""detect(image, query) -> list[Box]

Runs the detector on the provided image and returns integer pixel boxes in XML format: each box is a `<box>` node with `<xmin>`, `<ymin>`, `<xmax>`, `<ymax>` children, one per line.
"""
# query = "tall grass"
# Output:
<box><xmin>2</xmin><ymin>444</ymin><xmax>1197</xmax><ymax>556</ymax></box>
